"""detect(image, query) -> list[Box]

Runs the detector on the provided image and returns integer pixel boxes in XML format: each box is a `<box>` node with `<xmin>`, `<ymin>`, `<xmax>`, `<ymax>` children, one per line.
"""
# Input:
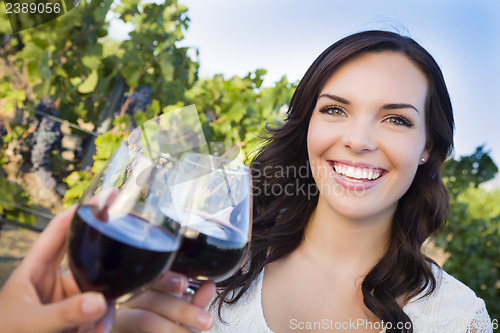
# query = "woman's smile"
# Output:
<box><xmin>328</xmin><ymin>160</ymin><xmax>387</xmax><ymax>191</ymax></box>
<box><xmin>330</xmin><ymin>160</ymin><xmax>386</xmax><ymax>181</ymax></box>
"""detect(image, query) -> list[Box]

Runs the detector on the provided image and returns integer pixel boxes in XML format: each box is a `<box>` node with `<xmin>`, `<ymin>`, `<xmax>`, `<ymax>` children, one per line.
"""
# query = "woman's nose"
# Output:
<box><xmin>340</xmin><ymin>119</ymin><xmax>378</xmax><ymax>153</ymax></box>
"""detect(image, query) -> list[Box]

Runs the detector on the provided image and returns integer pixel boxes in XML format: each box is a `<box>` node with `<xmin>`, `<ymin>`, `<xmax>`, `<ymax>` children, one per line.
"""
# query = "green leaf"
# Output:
<box><xmin>92</xmin><ymin>160</ymin><xmax>108</xmax><ymax>174</ymax></box>
<box><xmin>33</xmin><ymin>80</ymin><xmax>50</xmax><ymax>98</ymax></box>
<box><xmin>78</xmin><ymin>69</ymin><xmax>99</xmax><ymax>94</ymax></box>
<box><xmin>225</xmin><ymin>101</ymin><xmax>245</xmax><ymax>123</ymax></box>
<box><xmin>18</xmin><ymin>42</ymin><xmax>44</xmax><ymax>60</ymax></box>
<box><xmin>38</xmin><ymin>51</ymin><xmax>51</xmax><ymax>81</ymax></box>
<box><xmin>63</xmin><ymin>173</ymin><xmax>94</xmax><ymax>208</ymax></box>
<box><xmin>94</xmin><ymin>132</ymin><xmax>121</xmax><ymax>160</ymax></box>
<box><xmin>159</xmin><ymin>54</ymin><xmax>175</xmax><ymax>82</ymax></box>
<box><xmin>0</xmin><ymin>179</ymin><xmax>34</xmax><ymax>225</ymax></box>
<box><xmin>9</xmin><ymin>89</ymin><xmax>26</xmax><ymax>108</ymax></box>
<box><xmin>133</xmin><ymin>111</ymin><xmax>149</xmax><ymax>128</ymax></box>
<box><xmin>122</xmin><ymin>62</ymin><xmax>141</xmax><ymax>87</ymax></box>
<box><xmin>253</xmin><ymin>68</ymin><xmax>267</xmax><ymax>88</ymax></box>
<box><xmin>113</xmin><ymin>114</ymin><xmax>131</xmax><ymax>128</ymax></box>
<box><xmin>95</xmin><ymin>0</ymin><xmax>113</xmax><ymax>21</ymax></box>
<box><xmin>0</xmin><ymin>82</ymin><xmax>12</xmax><ymax>97</ymax></box>
<box><xmin>27</xmin><ymin>61</ymin><xmax>42</xmax><ymax>83</ymax></box>
<box><xmin>82</xmin><ymin>55</ymin><xmax>101</xmax><ymax>70</ymax></box>
<box><xmin>54</xmin><ymin>65</ymin><xmax>68</xmax><ymax>78</ymax></box>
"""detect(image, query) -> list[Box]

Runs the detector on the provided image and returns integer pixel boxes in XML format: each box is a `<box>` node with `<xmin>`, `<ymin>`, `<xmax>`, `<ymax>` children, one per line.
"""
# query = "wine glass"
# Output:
<box><xmin>67</xmin><ymin>141</ymin><xmax>182</xmax><ymax>324</ymax></box>
<box><xmin>160</xmin><ymin>152</ymin><xmax>252</xmax><ymax>299</ymax></box>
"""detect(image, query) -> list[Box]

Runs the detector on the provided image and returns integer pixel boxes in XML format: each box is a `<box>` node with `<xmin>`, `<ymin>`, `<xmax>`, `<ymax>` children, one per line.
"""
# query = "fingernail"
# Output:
<box><xmin>82</xmin><ymin>293</ymin><xmax>106</xmax><ymax>317</ymax></box>
<box><xmin>170</xmin><ymin>275</ymin><xmax>186</xmax><ymax>293</ymax></box>
<box><xmin>197</xmin><ymin>311</ymin><xmax>213</xmax><ymax>329</ymax></box>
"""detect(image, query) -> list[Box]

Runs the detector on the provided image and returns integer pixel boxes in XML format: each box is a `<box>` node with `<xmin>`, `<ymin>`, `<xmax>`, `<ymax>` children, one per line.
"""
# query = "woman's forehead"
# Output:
<box><xmin>318</xmin><ymin>52</ymin><xmax>428</xmax><ymax>108</ymax></box>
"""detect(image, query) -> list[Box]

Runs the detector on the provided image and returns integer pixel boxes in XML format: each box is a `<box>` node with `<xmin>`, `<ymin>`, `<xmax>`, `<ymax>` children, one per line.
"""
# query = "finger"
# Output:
<box><xmin>192</xmin><ymin>281</ymin><xmax>216</xmax><ymax>309</ymax></box>
<box><xmin>150</xmin><ymin>271</ymin><xmax>188</xmax><ymax>295</ymax></box>
<box><xmin>114</xmin><ymin>307</ymin><xmax>194</xmax><ymax>333</ymax></box>
<box><xmin>30</xmin><ymin>292</ymin><xmax>107</xmax><ymax>333</ymax></box>
<box><xmin>123</xmin><ymin>290</ymin><xmax>213</xmax><ymax>331</ymax></box>
<box><xmin>61</xmin><ymin>269</ymin><xmax>82</xmax><ymax>297</ymax></box>
<box><xmin>23</xmin><ymin>205</ymin><xmax>78</xmax><ymax>267</ymax></box>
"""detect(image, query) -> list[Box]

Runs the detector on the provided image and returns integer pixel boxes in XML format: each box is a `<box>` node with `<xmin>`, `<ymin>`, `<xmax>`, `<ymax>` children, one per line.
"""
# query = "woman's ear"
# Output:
<box><xmin>419</xmin><ymin>150</ymin><xmax>430</xmax><ymax>165</ymax></box>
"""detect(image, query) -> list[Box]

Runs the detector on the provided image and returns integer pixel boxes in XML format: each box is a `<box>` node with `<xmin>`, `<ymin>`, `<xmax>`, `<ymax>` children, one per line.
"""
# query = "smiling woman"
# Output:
<box><xmin>109</xmin><ymin>30</ymin><xmax>494</xmax><ymax>333</ymax></box>
<box><xmin>206</xmin><ymin>31</ymin><xmax>493</xmax><ymax>333</ymax></box>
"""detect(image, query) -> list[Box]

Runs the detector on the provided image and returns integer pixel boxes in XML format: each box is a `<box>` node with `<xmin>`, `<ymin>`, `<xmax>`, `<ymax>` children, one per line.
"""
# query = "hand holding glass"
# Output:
<box><xmin>67</xmin><ymin>143</ymin><xmax>181</xmax><ymax>308</ymax></box>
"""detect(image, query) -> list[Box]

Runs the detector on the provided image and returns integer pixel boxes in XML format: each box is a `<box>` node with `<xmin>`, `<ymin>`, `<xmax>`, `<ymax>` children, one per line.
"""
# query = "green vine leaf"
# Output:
<box><xmin>159</xmin><ymin>54</ymin><xmax>175</xmax><ymax>82</ymax></box>
<box><xmin>38</xmin><ymin>51</ymin><xmax>51</xmax><ymax>81</ymax></box>
<box><xmin>78</xmin><ymin>69</ymin><xmax>99</xmax><ymax>94</ymax></box>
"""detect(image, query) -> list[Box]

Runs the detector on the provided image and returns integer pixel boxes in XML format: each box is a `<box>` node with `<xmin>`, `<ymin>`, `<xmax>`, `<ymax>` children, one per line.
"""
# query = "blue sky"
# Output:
<box><xmin>111</xmin><ymin>0</ymin><xmax>500</xmax><ymax>173</ymax></box>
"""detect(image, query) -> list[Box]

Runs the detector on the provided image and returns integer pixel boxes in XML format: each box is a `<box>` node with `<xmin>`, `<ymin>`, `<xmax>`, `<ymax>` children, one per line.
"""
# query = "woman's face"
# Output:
<box><xmin>307</xmin><ymin>51</ymin><xmax>429</xmax><ymax>222</ymax></box>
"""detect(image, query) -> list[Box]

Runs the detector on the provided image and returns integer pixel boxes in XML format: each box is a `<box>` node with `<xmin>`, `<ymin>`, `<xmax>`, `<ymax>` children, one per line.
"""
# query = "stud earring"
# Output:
<box><xmin>420</xmin><ymin>157</ymin><xmax>426</xmax><ymax>163</ymax></box>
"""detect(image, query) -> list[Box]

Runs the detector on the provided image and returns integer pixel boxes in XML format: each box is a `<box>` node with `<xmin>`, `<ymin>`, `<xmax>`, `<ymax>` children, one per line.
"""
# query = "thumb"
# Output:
<box><xmin>35</xmin><ymin>293</ymin><xmax>108</xmax><ymax>333</ymax></box>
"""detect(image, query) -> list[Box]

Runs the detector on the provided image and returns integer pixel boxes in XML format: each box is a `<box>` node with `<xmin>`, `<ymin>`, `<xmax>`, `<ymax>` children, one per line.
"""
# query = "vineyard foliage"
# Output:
<box><xmin>0</xmin><ymin>0</ymin><xmax>499</xmax><ymax>324</ymax></box>
<box><xmin>438</xmin><ymin>147</ymin><xmax>500</xmax><ymax>319</ymax></box>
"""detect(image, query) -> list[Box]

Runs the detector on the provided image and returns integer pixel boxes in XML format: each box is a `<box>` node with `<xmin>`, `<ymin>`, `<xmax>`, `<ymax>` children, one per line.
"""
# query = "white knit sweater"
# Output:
<box><xmin>205</xmin><ymin>265</ymin><xmax>493</xmax><ymax>332</ymax></box>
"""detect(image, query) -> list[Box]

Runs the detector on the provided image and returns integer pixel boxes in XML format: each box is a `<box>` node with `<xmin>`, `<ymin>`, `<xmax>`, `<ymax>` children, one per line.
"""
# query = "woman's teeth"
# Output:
<box><xmin>333</xmin><ymin>163</ymin><xmax>383</xmax><ymax>181</ymax></box>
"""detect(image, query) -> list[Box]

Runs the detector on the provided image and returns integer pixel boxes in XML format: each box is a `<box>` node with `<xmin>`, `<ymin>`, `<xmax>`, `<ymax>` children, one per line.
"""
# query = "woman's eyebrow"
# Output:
<box><xmin>318</xmin><ymin>93</ymin><xmax>350</xmax><ymax>104</ymax></box>
<box><xmin>382</xmin><ymin>103</ymin><xmax>420</xmax><ymax>113</ymax></box>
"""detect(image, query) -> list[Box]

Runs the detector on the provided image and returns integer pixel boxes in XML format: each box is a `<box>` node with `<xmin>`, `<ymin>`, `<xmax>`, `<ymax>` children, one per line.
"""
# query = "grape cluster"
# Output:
<box><xmin>122</xmin><ymin>86</ymin><xmax>152</xmax><ymax>126</ymax></box>
<box><xmin>31</xmin><ymin>97</ymin><xmax>62</xmax><ymax>190</ymax></box>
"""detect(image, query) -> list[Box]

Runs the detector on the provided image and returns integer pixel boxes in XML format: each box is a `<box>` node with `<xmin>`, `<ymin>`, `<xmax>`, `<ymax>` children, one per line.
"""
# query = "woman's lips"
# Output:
<box><xmin>327</xmin><ymin>160</ymin><xmax>387</xmax><ymax>190</ymax></box>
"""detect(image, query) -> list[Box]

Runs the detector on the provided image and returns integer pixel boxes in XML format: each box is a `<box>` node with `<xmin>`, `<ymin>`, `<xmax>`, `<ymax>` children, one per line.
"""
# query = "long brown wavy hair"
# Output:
<box><xmin>216</xmin><ymin>30</ymin><xmax>454</xmax><ymax>332</ymax></box>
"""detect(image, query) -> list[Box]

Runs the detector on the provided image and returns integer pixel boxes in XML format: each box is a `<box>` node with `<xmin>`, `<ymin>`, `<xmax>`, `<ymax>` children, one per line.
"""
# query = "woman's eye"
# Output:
<box><xmin>319</xmin><ymin>105</ymin><xmax>346</xmax><ymax>116</ymax></box>
<box><xmin>385</xmin><ymin>115</ymin><xmax>414</xmax><ymax>127</ymax></box>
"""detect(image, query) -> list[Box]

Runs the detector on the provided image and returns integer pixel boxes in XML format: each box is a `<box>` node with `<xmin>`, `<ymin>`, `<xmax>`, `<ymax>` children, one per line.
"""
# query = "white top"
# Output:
<box><xmin>205</xmin><ymin>265</ymin><xmax>493</xmax><ymax>333</ymax></box>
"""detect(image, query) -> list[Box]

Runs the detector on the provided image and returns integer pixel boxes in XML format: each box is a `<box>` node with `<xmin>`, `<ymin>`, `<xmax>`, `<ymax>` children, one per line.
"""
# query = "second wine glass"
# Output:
<box><xmin>160</xmin><ymin>152</ymin><xmax>252</xmax><ymax>298</ymax></box>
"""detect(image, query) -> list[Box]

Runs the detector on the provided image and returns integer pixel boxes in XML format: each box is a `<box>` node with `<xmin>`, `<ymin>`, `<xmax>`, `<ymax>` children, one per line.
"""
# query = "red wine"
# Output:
<box><xmin>68</xmin><ymin>205</ymin><xmax>179</xmax><ymax>299</ymax></box>
<box><xmin>165</xmin><ymin>211</ymin><xmax>249</xmax><ymax>283</ymax></box>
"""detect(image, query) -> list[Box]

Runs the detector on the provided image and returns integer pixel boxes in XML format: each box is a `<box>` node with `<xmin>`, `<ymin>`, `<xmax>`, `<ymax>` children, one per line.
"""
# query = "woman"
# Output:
<box><xmin>115</xmin><ymin>30</ymin><xmax>493</xmax><ymax>332</ymax></box>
